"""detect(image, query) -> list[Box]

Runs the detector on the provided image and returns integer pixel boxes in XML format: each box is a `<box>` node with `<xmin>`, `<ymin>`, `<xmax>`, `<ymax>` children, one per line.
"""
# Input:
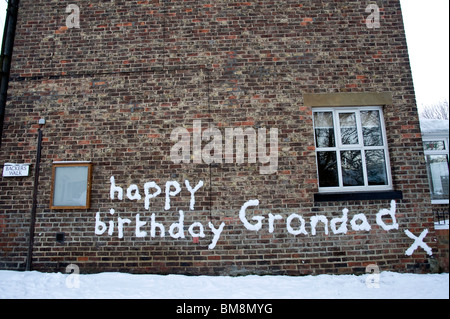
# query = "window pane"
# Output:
<box><xmin>53</xmin><ymin>166</ymin><xmax>89</xmax><ymax>207</ymax></box>
<box><xmin>314</xmin><ymin>112</ymin><xmax>335</xmax><ymax>148</ymax></box>
<box><xmin>317</xmin><ymin>151</ymin><xmax>339</xmax><ymax>187</ymax></box>
<box><xmin>361</xmin><ymin>110</ymin><xmax>383</xmax><ymax>146</ymax></box>
<box><xmin>339</xmin><ymin>113</ymin><xmax>359</xmax><ymax>145</ymax></box>
<box><xmin>341</xmin><ymin>150</ymin><xmax>364</xmax><ymax>186</ymax></box>
<box><xmin>424</xmin><ymin>141</ymin><xmax>446</xmax><ymax>151</ymax></box>
<box><xmin>426</xmin><ymin>155</ymin><xmax>449</xmax><ymax>200</ymax></box>
<box><xmin>366</xmin><ymin>150</ymin><xmax>388</xmax><ymax>185</ymax></box>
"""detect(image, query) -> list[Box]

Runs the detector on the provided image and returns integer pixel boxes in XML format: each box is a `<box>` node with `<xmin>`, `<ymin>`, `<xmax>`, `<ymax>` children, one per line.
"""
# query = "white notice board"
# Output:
<box><xmin>2</xmin><ymin>163</ymin><xmax>31</xmax><ymax>177</ymax></box>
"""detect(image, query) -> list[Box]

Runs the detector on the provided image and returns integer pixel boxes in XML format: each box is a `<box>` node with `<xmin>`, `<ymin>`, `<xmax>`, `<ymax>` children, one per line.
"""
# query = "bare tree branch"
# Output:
<box><xmin>420</xmin><ymin>100</ymin><xmax>449</xmax><ymax>120</ymax></box>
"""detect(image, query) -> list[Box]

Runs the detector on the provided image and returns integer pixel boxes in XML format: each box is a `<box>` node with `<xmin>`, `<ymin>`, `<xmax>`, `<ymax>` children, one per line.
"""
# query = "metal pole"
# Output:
<box><xmin>25</xmin><ymin>127</ymin><xmax>43</xmax><ymax>271</ymax></box>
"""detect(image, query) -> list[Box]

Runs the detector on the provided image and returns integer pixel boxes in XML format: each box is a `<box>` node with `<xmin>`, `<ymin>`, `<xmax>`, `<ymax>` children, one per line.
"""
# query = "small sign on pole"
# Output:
<box><xmin>2</xmin><ymin>163</ymin><xmax>31</xmax><ymax>177</ymax></box>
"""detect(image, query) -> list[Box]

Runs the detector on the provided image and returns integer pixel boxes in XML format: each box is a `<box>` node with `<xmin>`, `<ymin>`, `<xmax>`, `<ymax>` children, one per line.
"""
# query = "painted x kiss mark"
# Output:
<box><xmin>404</xmin><ymin>229</ymin><xmax>433</xmax><ymax>256</ymax></box>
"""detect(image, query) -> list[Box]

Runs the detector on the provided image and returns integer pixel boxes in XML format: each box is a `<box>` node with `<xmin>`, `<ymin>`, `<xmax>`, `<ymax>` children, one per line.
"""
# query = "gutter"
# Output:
<box><xmin>0</xmin><ymin>0</ymin><xmax>20</xmax><ymax>148</ymax></box>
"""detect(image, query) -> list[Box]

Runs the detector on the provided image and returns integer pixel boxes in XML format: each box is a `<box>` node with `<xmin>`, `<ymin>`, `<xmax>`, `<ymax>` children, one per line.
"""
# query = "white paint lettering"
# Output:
<box><xmin>239</xmin><ymin>199</ymin><xmax>264</xmax><ymax>232</ymax></box>
<box><xmin>330</xmin><ymin>208</ymin><xmax>348</xmax><ymax>235</ymax></box>
<box><xmin>144</xmin><ymin>181</ymin><xmax>161</xmax><ymax>210</ymax></box>
<box><xmin>208</xmin><ymin>221</ymin><xmax>226</xmax><ymax>250</ymax></box>
<box><xmin>150</xmin><ymin>213</ymin><xmax>165</xmax><ymax>238</ymax></box>
<box><xmin>311</xmin><ymin>215</ymin><xmax>329</xmax><ymax>236</ymax></box>
<box><xmin>110</xmin><ymin>176</ymin><xmax>123</xmax><ymax>200</ymax></box>
<box><xmin>126</xmin><ymin>184</ymin><xmax>141</xmax><ymax>201</ymax></box>
<box><xmin>286</xmin><ymin>213</ymin><xmax>307</xmax><ymax>236</ymax></box>
<box><xmin>165</xmin><ymin>181</ymin><xmax>181</xmax><ymax>211</ymax></box>
<box><xmin>376</xmin><ymin>200</ymin><xmax>398</xmax><ymax>231</ymax></box>
<box><xmin>268</xmin><ymin>213</ymin><xmax>282</xmax><ymax>233</ymax></box>
<box><xmin>135</xmin><ymin>214</ymin><xmax>147</xmax><ymax>238</ymax></box>
<box><xmin>95</xmin><ymin>212</ymin><xmax>106</xmax><ymax>235</ymax></box>
<box><xmin>169</xmin><ymin>210</ymin><xmax>185</xmax><ymax>239</ymax></box>
<box><xmin>185</xmin><ymin>180</ymin><xmax>204</xmax><ymax>211</ymax></box>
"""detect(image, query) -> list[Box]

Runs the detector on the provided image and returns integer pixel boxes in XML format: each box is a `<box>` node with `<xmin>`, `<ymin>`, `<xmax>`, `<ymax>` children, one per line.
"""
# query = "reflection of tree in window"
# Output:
<box><xmin>366</xmin><ymin>150</ymin><xmax>388</xmax><ymax>185</ymax></box>
<box><xmin>314</xmin><ymin>112</ymin><xmax>335</xmax><ymax>148</ymax></box>
<box><xmin>317</xmin><ymin>151</ymin><xmax>338</xmax><ymax>187</ymax></box>
<box><xmin>339</xmin><ymin>113</ymin><xmax>359</xmax><ymax>145</ymax></box>
<box><xmin>361</xmin><ymin>111</ymin><xmax>383</xmax><ymax>146</ymax></box>
<box><xmin>341</xmin><ymin>150</ymin><xmax>363</xmax><ymax>186</ymax></box>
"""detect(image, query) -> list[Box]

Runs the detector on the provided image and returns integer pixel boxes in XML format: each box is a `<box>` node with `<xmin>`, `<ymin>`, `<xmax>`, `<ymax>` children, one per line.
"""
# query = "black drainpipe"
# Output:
<box><xmin>25</xmin><ymin>124</ymin><xmax>43</xmax><ymax>271</ymax></box>
<box><xmin>0</xmin><ymin>0</ymin><xmax>20</xmax><ymax>148</ymax></box>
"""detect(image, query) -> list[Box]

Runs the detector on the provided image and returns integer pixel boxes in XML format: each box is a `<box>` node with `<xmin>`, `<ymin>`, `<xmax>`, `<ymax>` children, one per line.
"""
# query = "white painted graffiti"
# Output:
<box><xmin>93</xmin><ymin>177</ymin><xmax>433</xmax><ymax>257</ymax></box>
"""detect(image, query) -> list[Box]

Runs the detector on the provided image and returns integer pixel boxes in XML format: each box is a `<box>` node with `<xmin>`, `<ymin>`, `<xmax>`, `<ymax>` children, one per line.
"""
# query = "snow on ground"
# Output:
<box><xmin>0</xmin><ymin>270</ymin><xmax>448</xmax><ymax>299</ymax></box>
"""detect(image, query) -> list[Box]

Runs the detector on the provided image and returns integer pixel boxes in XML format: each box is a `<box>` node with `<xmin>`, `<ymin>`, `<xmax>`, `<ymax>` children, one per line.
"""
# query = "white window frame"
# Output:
<box><xmin>423</xmin><ymin>136</ymin><xmax>449</xmax><ymax>204</ymax></box>
<box><xmin>313</xmin><ymin>106</ymin><xmax>393</xmax><ymax>193</ymax></box>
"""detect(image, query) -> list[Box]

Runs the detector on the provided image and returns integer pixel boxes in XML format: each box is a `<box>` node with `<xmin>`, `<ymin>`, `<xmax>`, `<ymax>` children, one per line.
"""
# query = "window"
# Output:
<box><xmin>50</xmin><ymin>162</ymin><xmax>93</xmax><ymax>209</ymax></box>
<box><xmin>423</xmin><ymin>139</ymin><xmax>449</xmax><ymax>203</ymax></box>
<box><xmin>313</xmin><ymin>107</ymin><xmax>392</xmax><ymax>193</ymax></box>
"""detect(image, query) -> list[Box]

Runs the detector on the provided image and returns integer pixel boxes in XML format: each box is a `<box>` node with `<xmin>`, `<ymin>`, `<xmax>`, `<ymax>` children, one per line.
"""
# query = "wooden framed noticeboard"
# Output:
<box><xmin>50</xmin><ymin>162</ymin><xmax>93</xmax><ymax>210</ymax></box>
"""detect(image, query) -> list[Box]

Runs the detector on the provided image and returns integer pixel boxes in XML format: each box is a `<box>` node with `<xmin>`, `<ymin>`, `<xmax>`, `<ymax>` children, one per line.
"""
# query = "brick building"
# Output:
<box><xmin>420</xmin><ymin>118</ymin><xmax>449</xmax><ymax>273</ymax></box>
<box><xmin>0</xmin><ymin>0</ymin><xmax>446</xmax><ymax>275</ymax></box>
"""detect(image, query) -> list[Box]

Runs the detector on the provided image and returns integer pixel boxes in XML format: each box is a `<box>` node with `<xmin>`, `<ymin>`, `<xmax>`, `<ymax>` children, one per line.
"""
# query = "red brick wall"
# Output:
<box><xmin>435</xmin><ymin>229</ymin><xmax>449</xmax><ymax>273</ymax></box>
<box><xmin>0</xmin><ymin>0</ymin><xmax>441</xmax><ymax>275</ymax></box>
